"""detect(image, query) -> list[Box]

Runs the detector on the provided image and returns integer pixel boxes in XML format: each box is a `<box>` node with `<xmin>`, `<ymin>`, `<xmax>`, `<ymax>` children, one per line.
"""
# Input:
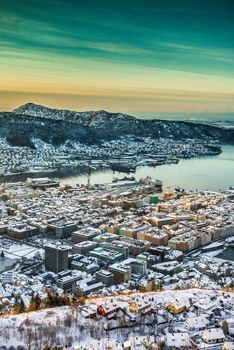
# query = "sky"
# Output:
<box><xmin>0</xmin><ymin>0</ymin><xmax>234</xmax><ymax>117</ymax></box>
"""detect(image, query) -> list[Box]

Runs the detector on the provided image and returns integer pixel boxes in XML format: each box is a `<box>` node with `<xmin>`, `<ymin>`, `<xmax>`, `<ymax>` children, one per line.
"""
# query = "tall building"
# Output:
<box><xmin>45</xmin><ymin>245</ymin><xmax>68</xmax><ymax>273</ymax></box>
<box><xmin>96</xmin><ymin>270</ymin><xmax>114</xmax><ymax>287</ymax></box>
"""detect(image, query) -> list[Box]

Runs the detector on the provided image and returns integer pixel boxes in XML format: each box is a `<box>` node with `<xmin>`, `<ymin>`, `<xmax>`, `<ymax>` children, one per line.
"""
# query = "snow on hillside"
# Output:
<box><xmin>0</xmin><ymin>289</ymin><xmax>233</xmax><ymax>349</ymax></box>
<box><xmin>13</xmin><ymin>103</ymin><xmax>133</xmax><ymax>127</ymax></box>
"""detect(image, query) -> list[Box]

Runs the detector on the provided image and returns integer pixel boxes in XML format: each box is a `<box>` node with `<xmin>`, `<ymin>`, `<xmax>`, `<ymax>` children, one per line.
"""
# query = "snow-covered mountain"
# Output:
<box><xmin>13</xmin><ymin>103</ymin><xmax>133</xmax><ymax>127</ymax></box>
<box><xmin>0</xmin><ymin>102</ymin><xmax>233</xmax><ymax>146</ymax></box>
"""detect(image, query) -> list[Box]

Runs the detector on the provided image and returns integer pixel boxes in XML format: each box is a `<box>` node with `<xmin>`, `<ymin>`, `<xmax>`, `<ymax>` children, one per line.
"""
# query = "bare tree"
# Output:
<box><xmin>25</xmin><ymin>328</ymin><xmax>34</xmax><ymax>350</ymax></box>
<box><xmin>140</xmin><ymin>333</ymin><xmax>156</xmax><ymax>350</ymax></box>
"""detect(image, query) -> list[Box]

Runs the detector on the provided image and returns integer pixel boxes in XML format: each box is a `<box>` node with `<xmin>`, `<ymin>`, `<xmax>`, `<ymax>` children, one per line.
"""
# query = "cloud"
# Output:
<box><xmin>0</xmin><ymin>0</ymin><xmax>234</xmax><ymax>113</ymax></box>
<box><xmin>1</xmin><ymin>88</ymin><xmax>234</xmax><ymax>114</ymax></box>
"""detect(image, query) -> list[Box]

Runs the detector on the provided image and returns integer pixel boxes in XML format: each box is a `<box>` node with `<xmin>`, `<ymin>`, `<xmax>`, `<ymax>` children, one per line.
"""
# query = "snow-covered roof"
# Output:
<box><xmin>184</xmin><ymin>315</ymin><xmax>209</xmax><ymax>329</ymax></box>
<box><xmin>202</xmin><ymin>328</ymin><xmax>225</xmax><ymax>341</ymax></box>
<box><xmin>165</xmin><ymin>332</ymin><xmax>189</xmax><ymax>348</ymax></box>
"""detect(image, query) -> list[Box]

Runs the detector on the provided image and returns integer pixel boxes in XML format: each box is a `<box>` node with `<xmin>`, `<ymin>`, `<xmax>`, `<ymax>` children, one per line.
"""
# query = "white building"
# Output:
<box><xmin>201</xmin><ymin>328</ymin><xmax>225</xmax><ymax>344</ymax></box>
<box><xmin>165</xmin><ymin>332</ymin><xmax>190</xmax><ymax>349</ymax></box>
<box><xmin>184</xmin><ymin>315</ymin><xmax>210</xmax><ymax>331</ymax></box>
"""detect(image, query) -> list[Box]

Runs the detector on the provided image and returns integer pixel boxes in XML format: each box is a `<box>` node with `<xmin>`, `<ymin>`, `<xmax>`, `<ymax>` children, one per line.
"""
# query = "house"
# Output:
<box><xmin>97</xmin><ymin>302</ymin><xmax>121</xmax><ymax>318</ymax></box>
<box><xmin>123</xmin><ymin>340</ymin><xmax>131</xmax><ymax>350</ymax></box>
<box><xmin>75</xmin><ymin>281</ymin><xmax>104</xmax><ymax>297</ymax></box>
<box><xmin>223</xmin><ymin>343</ymin><xmax>234</xmax><ymax>350</ymax></box>
<box><xmin>128</xmin><ymin>300</ymin><xmax>151</xmax><ymax>315</ymax></box>
<box><xmin>86</xmin><ymin>338</ymin><xmax>123</xmax><ymax>349</ymax></box>
<box><xmin>165</xmin><ymin>332</ymin><xmax>190</xmax><ymax>349</ymax></box>
<box><xmin>184</xmin><ymin>315</ymin><xmax>210</xmax><ymax>331</ymax></box>
<box><xmin>167</xmin><ymin>298</ymin><xmax>190</xmax><ymax>315</ymax></box>
<box><xmin>201</xmin><ymin>328</ymin><xmax>225</xmax><ymax>344</ymax></box>
<box><xmin>193</xmin><ymin>298</ymin><xmax>217</xmax><ymax>314</ymax></box>
<box><xmin>123</xmin><ymin>336</ymin><xmax>156</xmax><ymax>350</ymax></box>
<box><xmin>80</xmin><ymin>305</ymin><xmax>97</xmax><ymax>319</ymax></box>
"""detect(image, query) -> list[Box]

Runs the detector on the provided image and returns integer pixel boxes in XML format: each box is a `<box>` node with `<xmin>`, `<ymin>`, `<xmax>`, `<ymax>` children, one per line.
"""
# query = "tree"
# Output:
<box><xmin>19</xmin><ymin>298</ymin><xmax>26</xmax><ymax>313</ymax></box>
<box><xmin>12</xmin><ymin>298</ymin><xmax>25</xmax><ymax>314</ymax></box>
<box><xmin>69</xmin><ymin>294</ymin><xmax>77</xmax><ymax>305</ymax></box>
<box><xmin>25</xmin><ymin>328</ymin><xmax>34</xmax><ymax>350</ymax></box>
<box><xmin>222</xmin><ymin>320</ymin><xmax>229</xmax><ymax>335</ymax></box>
<box><xmin>34</xmin><ymin>294</ymin><xmax>41</xmax><ymax>310</ymax></box>
<box><xmin>64</xmin><ymin>314</ymin><xmax>72</xmax><ymax>328</ymax></box>
<box><xmin>12</xmin><ymin>302</ymin><xmax>21</xmax><ymax>315</ymax></box>
<box><xmin>45</xmin><ymin>291</ymin><xmax>54</xmax><ymax>308</ymax></box>
<box><xmin>78</xmin><ymin>296</ymin><xmax>85</xmax><ymax>306</ymax></box>
<box><xmin>1</xmin><ymin>250</ymin><xmax>5</xmax><ymax>258</ymax></box>
<box><xmin>29</xmin><ymin>294</ymin><xmax>41</xmax><ymax>311</ymax></box>
<box><xmin>140</xmin><ymin>333</ymin><xmax>156</xmax><ymax>350</ymax></box>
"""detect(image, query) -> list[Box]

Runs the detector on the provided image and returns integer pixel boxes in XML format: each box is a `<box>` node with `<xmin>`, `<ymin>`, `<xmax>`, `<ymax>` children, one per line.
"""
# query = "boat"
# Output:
<box><xmin>110</xmin><ymin>163</ymin><xmax>136</xmax><ymax>173</ymax></box>
<box><xmin>26</xmin><ymin>167</ymin><xmax>56</xmax><ymax>174</ymax></box>
<box><xmin>112</xmin><ymin>176</ymin><xmax>135</xmax><ymax>183</ymax></box>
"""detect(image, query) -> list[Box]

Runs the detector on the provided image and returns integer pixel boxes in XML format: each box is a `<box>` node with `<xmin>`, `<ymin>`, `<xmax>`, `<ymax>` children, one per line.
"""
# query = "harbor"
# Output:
<box><xmin>60</xmin><ymin>144</ymin><xmax>234</xmax><ymax>191</ymax></box>
<box><xmin>0</xmin><ymin>136</ymin><xmax>230</xmax><ymax>192</ymax></box>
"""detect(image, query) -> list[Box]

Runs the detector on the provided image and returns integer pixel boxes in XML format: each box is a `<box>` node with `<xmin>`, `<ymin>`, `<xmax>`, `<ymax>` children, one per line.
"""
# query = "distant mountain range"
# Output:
<box><xmin>0</xmin><ymin>103</ymin><xmax>234</xmax><ymax>147</ymax></box>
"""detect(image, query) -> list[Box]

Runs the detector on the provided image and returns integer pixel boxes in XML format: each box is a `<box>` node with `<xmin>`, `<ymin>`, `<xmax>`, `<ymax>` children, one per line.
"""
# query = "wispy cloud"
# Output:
<box><xmin>0</xmin><ymin>0</ymin><xmax>233</xmax><ymax>112</ymax></box>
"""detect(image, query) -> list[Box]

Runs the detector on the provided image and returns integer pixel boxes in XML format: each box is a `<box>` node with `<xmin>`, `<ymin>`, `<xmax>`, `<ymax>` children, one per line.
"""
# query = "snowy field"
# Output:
<box><xmin>0</xmin><ymin>237</ymin><xmax>43</xmax><ymax>260</ymax></box>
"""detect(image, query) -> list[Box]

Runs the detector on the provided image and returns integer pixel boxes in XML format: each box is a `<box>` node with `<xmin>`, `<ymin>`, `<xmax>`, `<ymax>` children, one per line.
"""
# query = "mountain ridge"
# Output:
<box><xmin>0</xmin><ymin>102</ymin><xmax>233</xmax><ymax>146</ymax></box>
<box><xmin>13</xmin><ymin>102</ymin><xmax>135</xmax><ymax>127</ymax></box>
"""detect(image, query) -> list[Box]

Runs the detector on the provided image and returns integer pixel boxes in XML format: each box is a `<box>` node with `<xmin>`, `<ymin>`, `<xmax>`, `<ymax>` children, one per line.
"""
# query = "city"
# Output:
<box><xmin>1</xmin><ymin>0</ymin><xmax>234</xmax><ymax>348</ymax></box>
<box><xmin>0</xmin><ymin>175</ymin><xmax>233</xmax><ymax>348</ymax></box>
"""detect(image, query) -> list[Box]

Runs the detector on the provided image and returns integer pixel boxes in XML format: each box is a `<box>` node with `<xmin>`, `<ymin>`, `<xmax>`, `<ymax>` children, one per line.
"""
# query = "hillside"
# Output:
<box><xmin>0</xmin><ymin>289</ymin><xmax>232</xmax><ymax>348</ymax></box>
<box><xmin>0</xmin><ymin>103</ymin><xmax>233</xmax><ymax>146</ymax></box>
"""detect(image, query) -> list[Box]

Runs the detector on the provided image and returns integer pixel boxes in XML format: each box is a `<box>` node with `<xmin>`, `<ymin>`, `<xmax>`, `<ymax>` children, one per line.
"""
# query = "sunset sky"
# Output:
<box><xmin>1</xmin><ymin>0</ymin><xmax>234</xmax><ymax>116</ymax></box>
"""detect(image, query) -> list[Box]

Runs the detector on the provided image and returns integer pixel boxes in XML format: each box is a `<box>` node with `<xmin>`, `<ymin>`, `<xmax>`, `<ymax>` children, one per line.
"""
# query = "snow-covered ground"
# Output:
<box><xmin>0</xmin><ymin>237</ymin><xmax>43</xmax><ymax>260</ymax></box>
<box><xmin>0</xmin><ymin>288</ymin><xmax>233</xmax><ymax>349</ymax></box>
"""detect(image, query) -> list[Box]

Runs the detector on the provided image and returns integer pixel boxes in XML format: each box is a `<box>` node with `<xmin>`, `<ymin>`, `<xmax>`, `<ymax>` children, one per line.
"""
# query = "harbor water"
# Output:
<box><xmin>60</xmin><ymin>144</ymin><xmax>234</xmax><ymax>191</ymax></box>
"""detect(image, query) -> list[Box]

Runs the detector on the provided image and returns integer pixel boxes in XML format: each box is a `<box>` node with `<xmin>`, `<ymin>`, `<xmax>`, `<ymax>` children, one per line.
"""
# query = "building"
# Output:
<box><xmin>152</xmin><ymin>260</ymin><xmax>181</xmax><ymax>276</ymax></box>
<box><xmin>89</xmin><ymin>247</ymin><xmax>123</xmax><ymax>265</ymax></box>
<box><xmin>0</xmin><ymin>224</ymin><xmax>8</xmax><ymax>235</ymax></box>
<box><xmin>109</xmin><ymin>264</ymin><xmax>131</xmax><ymax>284</ymax></box>
<box><xmin>96</xmin><ymin>270</ymin><xmax>114</xmax><ymax>287</ymax></box>
<box><xmin>73</xmin><ymin>241</ymin><xmax>99</xmax><ymax>255</ymax></box>
<box><xmin>201</xmin><ymin>328</ymin><xmax>225</xmax><ymax>344</ymax></box>
<box><xmin>167</xmin><ymin>298</ymin><xmax>190</xmax><ymax>315</ymax></box>
<box><xmin>114</xmin><ymin>237</ymin><xmax>150</xmax><ymax>256</ymax></box>
<box><xmin>100</xmin><ymin>242</ymin><xmax>129</xmax><ymax>259</ymax></box>
<box><xmin>151</xmin><ymin>216</ymin><xmax>174</xmax><ymax>228</ymax></box>
<box><xmin>184</xmin><ymin>315</ymin><xmax>210</xmax><ymax>331</ymax></box>
<box><xmin>7</xmin><ymin>224</ymin><xmax>38</xmax><ymax>239</ymax></box>
<box><xmin>123</xmin><ymin>336</ymin><xmax>156</xmax><ymax>350</ymax></box>
<box><xmin>165</xmin><ymin>332</ymin><xmax>190</xmax><ymax>349</ymax></box>
<box><xmin>139</xmin><ymin>278</ymin><xmax>161</xmax><ymax>292</ymax></box>
<box><xmin>128</xmin><ymin>300</ymin><xmax>151</xmax><ymax>314</ymax></box>
<box><xmin>72</xmin><ymin>228</ymin><xmax>100</xmax><ymax>242</ymax></box>
<box><xmin>57</xmin><ymin>273</ymin><xmax>82</xmax><ymax>290</ymax></box>
<box><xmin>122</xmin><ymin>258</ymin><xmax>147</xmax><ymax>277</ymax></box>
<box><xmin>1</xmin><ymin>271</ymin><xmax>13</xmax><ymax>284</ymax></box>
<box><xmin>76</xmin><ymin>281</ymin><xmax>104</xmax><ymax>297</ymax></box>
<box><xmin>45</xmin><ymin>245</ymin><xmax>68</xmax><ymax>273</ymax></box>
<box><xmin>97</xmin><ymin>302</ymin><xmax>121</xmax><ymax>318</ymax></box>
<box><xmin>94</xmin><ymin>232</ymin><xmax>119</xmax><ymax>243</ymax></box>
<box><xmin>223</xmin><ymin>343</ymin><xmax>234</xmax><ymax>350</ymax></box>
<box><xmin>47</xmin><ymin>221</ymin><xmax>77</xmax><ymax>238</ymax></box>
<box><xmin>143</xmin><ymin>231</ymin><xmax>168</xmax><ymax>246</ymax></box>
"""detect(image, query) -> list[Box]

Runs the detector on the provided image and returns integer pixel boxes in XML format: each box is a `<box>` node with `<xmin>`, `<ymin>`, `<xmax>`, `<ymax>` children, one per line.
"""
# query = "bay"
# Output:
<box><xmin>60</xmin><ymin>144</ymin><xmax>234</xmax><ymax>191</ymax></box>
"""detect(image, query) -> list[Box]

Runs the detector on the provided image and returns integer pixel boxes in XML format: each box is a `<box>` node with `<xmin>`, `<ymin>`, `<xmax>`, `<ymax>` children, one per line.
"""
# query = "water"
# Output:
<box><xmin>60</xmin><ymin>144</ymin><xmax>234</xmax><ymax>191</ymax></box>
<box><xmin>135</xmin><ymin>112</ymin><xmax>234</xmax><ymax>122</ymax></box>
